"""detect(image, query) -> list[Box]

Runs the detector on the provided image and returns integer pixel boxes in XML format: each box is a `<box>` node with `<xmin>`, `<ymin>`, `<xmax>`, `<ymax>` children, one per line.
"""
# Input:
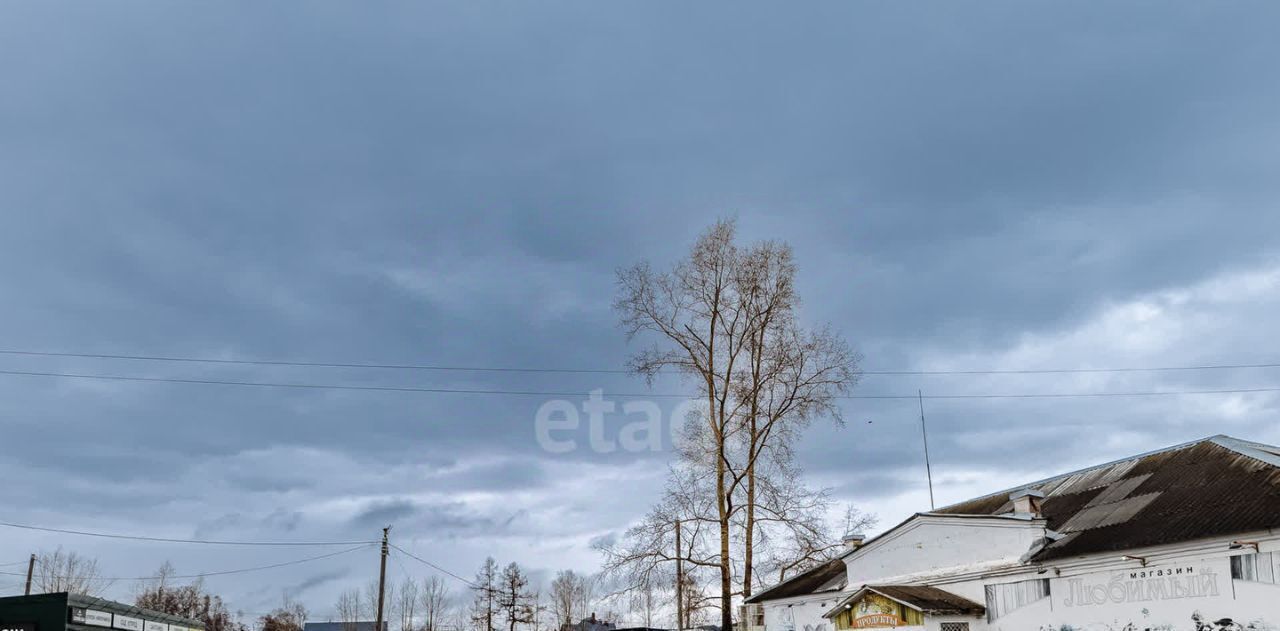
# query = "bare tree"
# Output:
<box><xmin>135</xmin><ymin>564</ymin><xmax>245</xmax><ymax>631</ymax></box>
<box><xmin>627</xmin><ymin>579</ymin><xmax>657</xmax><ymax>629</ymax></box>
<box><xmin>598</xmin><ymin>465</ymin><xmax>708</xmax><ymax>575</ymax></box>
<box><xmin>337</xmin><ymin>589</ymin><xmax>363</xmax><ymax>631</ymax></box>
<box><xmin>395</xmin><ymin>578</ymin><xmax>419</xmax><ymax>631</ymax></box>
<box><xmin>614</xmin><ymin>220</ymin><xmax>862</xmax><ymax>626</ymax></box>
<box><xmin>419</xmin><ymin>576</ymin><xmax>451</xmax><ymax>631</ymax></box>
<box><xmin>470</xmin><ymin>558</ymin><xmax>500</xmax><ymax>631</ymax></box>
<box><xmin>446</xmin><ymin>603</ymin><xmax>470</xmax><ymax>631</ymax></box>
<box><xmin>750</xmin><ymin>476</ymin><xmax>876</xmax><ymax>585</ymax></box>
<box><xmin>365</xmin><ymin>579</ymin><xmax>397</xmax><ymax>631</ymax></box>
<box><xmin>576</xmin><ymin>576</ymin><xmax>596</xmax><ymax>626</ymax></box>
<box><xmin>732</xmin><ymin>256</ymin><xmax>858</xmax><ymax>598</ymax></box>
<box><xmin>525</xmin><ymin>588</ymin><xmax>546</xmax><ymax>631</ymax></box>
<box><xmin>677</xmin><ymin>571</ymin><xmax>713</xmax><ymax>629</ymax></box>
<box><xmin>548</xmin><ymin>571</ymin><xmax>585</xmax><ymax>631</ymax></box>
<box><xmin>33</xmin><ymin>548</ymin><xmax>111</xmax><ymax>597</ymax></box>
<box><xmin>259</xmin><ymin>597</ymin><xmax>307</xmax><ymax>631</ymax></box>
<box><xmin>497</xmin><ymin>563</ymin><xmax>534</xmax><ymax>631</ymax></box>
<box><xmin>616</xmin><ymin>220</ymin><xmax>752</xmax><ymax>631</ymax></box>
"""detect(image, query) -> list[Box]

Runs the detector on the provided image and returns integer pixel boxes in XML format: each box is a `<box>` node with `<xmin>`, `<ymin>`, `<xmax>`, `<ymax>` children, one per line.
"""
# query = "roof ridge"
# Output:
<box><xmin>934</xmin><ymin>434</ymin><xmax>1239</xmax><ymax>512</ymax></box>
<box><xmin>1210</xmin><ymin>435</ymin><xmax>1280</xmax><ymax>468</ymax></box>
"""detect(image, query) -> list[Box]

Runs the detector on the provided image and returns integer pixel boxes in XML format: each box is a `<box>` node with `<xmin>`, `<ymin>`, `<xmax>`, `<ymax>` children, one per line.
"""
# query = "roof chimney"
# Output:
<box><xmin>1009</xmin><ymin>488</ymin><xmax>1045</xmax><ymax>517</ymax></box>
<box><xmin>842</xmin><ymin>533</ymin><xmax>866</xmax><ymax>551</ymax></box>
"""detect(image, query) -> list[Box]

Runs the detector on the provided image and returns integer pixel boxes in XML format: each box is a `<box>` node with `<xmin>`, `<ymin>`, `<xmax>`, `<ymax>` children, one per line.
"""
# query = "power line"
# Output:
<box><xmin>868</xmin><ymin>387</ymin><xmax>1280</xmax><ymax>400</ymax></box>
<box><xmin>864</xmin><ymin>364</ymin><xmax>1280</xmax><ymax>375</ymax></box>
<box><xmin>0</xmin><ymin>544</ymin><xmax>371</xmax><ymax>581</ymax></box>
<box><xmin>388</xmin><ymin>546</ymin><xmax>414</xmax><ymax>584</ymax></box>
<box><xmin>4</xmin><ymin>348</ymin><xmax>1280</xmax><ymax>377</ymax></box>
<box><xmin>0</xmin><ymin>349</ymin><xmax>624</xmax><ymax>375</ymax></box>
<box><xmin>0</xmin><ymin>521</ymin><xmax>378</xmax><ymax>546</ymax></box>
<box><xmin>388</xmin><ymin>544</ymin><xmax>476</xmax><ymax>588</ymax></box>
<box><xmin>0</xmin><ymin>368</ymin><xmax>660</xmax><ymax>396</ymax></box>
<box><xmin>0</xmin><ymin>366</ymin><xmax>1278</xmax><ymax>400</ymax></box>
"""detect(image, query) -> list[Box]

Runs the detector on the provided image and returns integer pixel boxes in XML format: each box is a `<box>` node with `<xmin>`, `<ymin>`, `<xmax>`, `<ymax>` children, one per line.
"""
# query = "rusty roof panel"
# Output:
<box><xmin>1085</xmin><ymin>473</ymin><xmax>1152</xmax><ymax>507</ymax></box>
<box><xmin>1095</xmin><ymin>492</ymin><xmax>1160</xmax><ymax>528</ymax></box>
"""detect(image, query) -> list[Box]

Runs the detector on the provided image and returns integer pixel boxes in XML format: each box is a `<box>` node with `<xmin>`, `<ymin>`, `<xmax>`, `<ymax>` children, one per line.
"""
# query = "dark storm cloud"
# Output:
<box><xmin>353</xmin><ymin>500</ymin><xmax>421</xmax><ymax>528</ymax></box>
<box><xmin>287</xmin><ymin>570</ymin><xmax>353</xmax><ymax>600</ymax></box>
<box><xmin>2</xmin><ymin>0</ymin><xmax>1280</xmax><ymax>617</ymax></box>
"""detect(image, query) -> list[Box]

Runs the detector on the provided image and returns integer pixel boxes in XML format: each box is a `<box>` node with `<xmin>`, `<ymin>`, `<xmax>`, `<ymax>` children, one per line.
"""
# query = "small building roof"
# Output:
<box><xmin>303</xmin><ymin>623</ymin><xmax>387</xmax><ymax>631</ymax></box>
<box><xmin>743</xmin><ymin>557</ymin><xmax>847</xmax><ymax>604</ymax></box>
<box><xmin>824</xmin><ymin>586</ymin><xmax>985</xmax><ymax>618</ymax></box>
<box><xmin>66</xmin><ymin>594</ymin><xmax>204</xmax><ymax>629</ymax></box>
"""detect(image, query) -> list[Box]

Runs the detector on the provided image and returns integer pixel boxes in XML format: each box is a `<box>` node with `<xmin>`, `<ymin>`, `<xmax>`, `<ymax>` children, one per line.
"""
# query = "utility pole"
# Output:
<box><xmin>376</xmin><ymin>527</ymin><xmax>391</xmax><ymax>631</ymax></box>
<box><xmin>918</xmin><ymin>390</ymin><xmax>936</xmax><ymax>510</ymax></box>
<box><xmin>24</xmin><ymin>553</ymin><xmax>35</xmax><ymax>595</ymax></box>
<box><xmin>674</xmin><ymin>520</ymin><xmax>683</xmax><ymax>631</ymax></box>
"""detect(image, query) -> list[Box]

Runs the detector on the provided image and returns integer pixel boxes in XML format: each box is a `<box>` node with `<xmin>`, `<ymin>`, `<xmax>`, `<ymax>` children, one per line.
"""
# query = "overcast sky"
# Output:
<box><xmin>2</xmin><ymin>0</ymin><xmax>1280</xmax><ymax>623</ymax></box>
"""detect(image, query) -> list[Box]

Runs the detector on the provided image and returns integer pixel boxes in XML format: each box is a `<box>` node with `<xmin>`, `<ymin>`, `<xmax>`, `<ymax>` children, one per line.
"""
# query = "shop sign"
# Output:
<box><xmin>143</xmin><ymin>622</ymin><xmax>167</xmax><ymax>631</ymax></box>
<box><xmin>851</xmin><ymin>614</ymin><xmax>906</xmax><ymax>628</ymax></box>
<box><xmin>1060</xmin><ymin>564</ymin><xmax>1222</xmax><ymax>608</ymax></box>
<box><xmin>113</xmin><ymin>616</ymin><xmax>143</xmax><ymax>631</ymax></box>
<box><xmin>2</xmin><ymin>623</ymin><xmax>37</xmax><ymax>631</ymax></box>
<box><xmin>86</xmin><ymin>612</ymin><xmax>113</xmax><ymax>628</ymax></box>
<box><xmin>70</xmin><ymin>609</ymin><xmax>113</xmax><ymax>627</ymax></box>
<box><xmin>849</xmin><ymin>594</ymin><xmax>909</xmax><ymax>628</ymax></box>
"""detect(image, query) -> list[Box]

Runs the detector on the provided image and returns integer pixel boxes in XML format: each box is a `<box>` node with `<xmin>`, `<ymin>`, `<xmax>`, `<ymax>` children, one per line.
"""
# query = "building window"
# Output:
<box><xmin>985</xmin><ymin>578</ymin><xmax>1050</xmax><ymax>622</ymax></box>
<box><xmin>1232</xmin><ymin>552</ymin><xmax>1279</xmax><ymax>584</ymax></box>
<box><xmin>939</xmin><ymin>624</ymin><xmax>970</xmax><ymax>631</ymax></box>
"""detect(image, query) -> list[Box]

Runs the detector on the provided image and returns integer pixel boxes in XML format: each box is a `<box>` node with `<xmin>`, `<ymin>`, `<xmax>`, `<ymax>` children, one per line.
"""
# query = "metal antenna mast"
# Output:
<box><xmin>919</xmin><ymin>390</ymin><xmax>936</xmax><ymax>510</ymax></box>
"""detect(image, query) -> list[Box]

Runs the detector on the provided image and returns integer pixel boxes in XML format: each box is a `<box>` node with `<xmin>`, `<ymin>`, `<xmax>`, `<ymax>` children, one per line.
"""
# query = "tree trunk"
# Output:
<box><xmin>717</xmin><ymin>434</ymin><xmax>732</xmax><ymax>631</ymax></box>
<box><xmin>743</xmin><ymin>461</ymin><xmax>755</xmax><ymax>600</ymax></box>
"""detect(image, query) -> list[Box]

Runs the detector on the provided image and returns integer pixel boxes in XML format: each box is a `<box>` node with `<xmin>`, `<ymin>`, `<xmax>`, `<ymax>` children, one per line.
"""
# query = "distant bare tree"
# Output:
<box><xmin>396</xmin><ymin>578</ymin><xmax>419</xmax><ymax>631</ymax></box>
<box><xmin>548</xmin><ymin>571</ymin><xmax>585</xmax><ymax>631</ymax></box>
<box><xmin>469</xmin><ymin>558</ymin><xmax>500</xmax><ymax>631</ymax></box>
<box><xmin>528</xmin><ymin>590</ymin><xmax>546</xmax><ymax>631</ymax></box>
<box><xmin>419</xmin><ymin>576</ymin><xmax>451</xmax><ymax>631</ymax></box>
<box><xmin>336</xmin><ymin>589</ymin><xmax>363</xmax><ymax>631</ymax></box>
<box><xmin>33</xmin><ymin>548</ymin><xmax>111</xmax><ymax>597</ymax></box>
<box><xmin>259</xmin><ymin>597</ymin><xmax>307</xmax><ymax>631</ymax></box>
<box><xmin>627</xmin><ymin>579</ymin><xmax>657</xmax><ymax>629</ymax></box>
<box><xmin>597</xmin><ymin>465</ymin><xmax>718</xmax><ymax>606</ymax></box>
<box><xmin>135</xmin><ymin>564</ymin><xmax>245</xmax><ymax>631</ymax></box>
<box><xmin>365</xmin><ymin>579</ymin><xmax>397</xmax><ymax>630</ymax></box>
<box><xmin>497</xmin><ymin>563</ymin><xmax>534</xmax><ymax>631</ymax></box>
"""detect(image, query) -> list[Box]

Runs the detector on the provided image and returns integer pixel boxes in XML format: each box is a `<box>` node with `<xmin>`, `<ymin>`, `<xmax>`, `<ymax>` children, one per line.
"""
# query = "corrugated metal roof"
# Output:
<box><xmin>743</xmin><ymin>557</ymin><xmax>847</xmax><ymax>603</ymax></box>
<box><xmin>935</xmin><ymin>435</ymin><xmax>1280</xmax><ymax>561</ymax></box>
<box><xmin>304</xmin><ymin>623</ymin><xmax>387</xmax><ymax>631</ymax></box>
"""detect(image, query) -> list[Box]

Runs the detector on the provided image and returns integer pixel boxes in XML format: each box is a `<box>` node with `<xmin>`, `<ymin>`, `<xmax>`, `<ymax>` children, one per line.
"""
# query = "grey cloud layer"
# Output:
<box><xmin>2</xmin><ymin>0</ymin><xmax>1280</xmax><ymax>619</ymax></box>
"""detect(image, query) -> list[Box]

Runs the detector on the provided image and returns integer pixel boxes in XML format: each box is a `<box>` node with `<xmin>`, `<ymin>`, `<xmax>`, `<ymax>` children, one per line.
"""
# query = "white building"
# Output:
<box><xmin>744</xmin><ymin>435</ymin><xmax>1280</xmax><ymax>631</ymax></box>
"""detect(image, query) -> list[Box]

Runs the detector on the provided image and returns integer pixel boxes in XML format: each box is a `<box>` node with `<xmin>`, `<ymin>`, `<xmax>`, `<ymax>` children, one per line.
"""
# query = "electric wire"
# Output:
<box><xmin>4</xmin><ymin>348</ymin><xmax>1280</xmax><ymax>377</ymax></box>
<box><xmin>0</xmin><ymin>521</ymin><xmax>378</xmax><ymax>546</ymax></box>
<box><xmin>0</xmin><ymin>544</ymin><xmax>372</xmax><ymax>581</ymax></box>
<box><xmin>388</xmin><ymin>544</ymin><xmax>476</xmax><ymax>588</ymax></box>
<box><xmin>0</xmin><ymin>367</ymin><xmax>1277</xmax><ymax>400</ymax></box>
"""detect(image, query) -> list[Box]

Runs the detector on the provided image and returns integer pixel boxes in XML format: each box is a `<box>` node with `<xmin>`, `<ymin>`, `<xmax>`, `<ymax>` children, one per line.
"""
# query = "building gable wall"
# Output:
<box><xmin>844</xmin><ymin>517</ymin><xmax>1045</xmax><ymax>587</ymax></box>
